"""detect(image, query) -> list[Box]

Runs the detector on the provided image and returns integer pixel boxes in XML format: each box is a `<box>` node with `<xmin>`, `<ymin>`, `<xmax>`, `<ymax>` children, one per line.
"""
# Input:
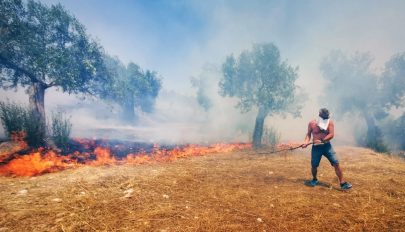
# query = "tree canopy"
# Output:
<box><xmin>320</xmin><ymin>51</ymin><xmax>381</xmax><ymax>116</ymax></box>
<box><xmin>0</xmin><ymin>0</ymin><xmax>108</xmax><ymax>145</ymax></box>
<box><xmin>0</xmin><ymin>0</ymin><xmax>108</xmax><ymax>94</ymax></box>
<box><xmin>102</xmin><ymin>54</ymin><xmax>162</xmax><ymax>122</ymax></box>
<box><xmin>320</xmin><ymin>50</ymin><xmax>405</xmax><ymax>151</ymax></box>
<box><xmin>220</xmin><ymin>43</ymin><xmax>303</xmax><ymax>147</ymax></box>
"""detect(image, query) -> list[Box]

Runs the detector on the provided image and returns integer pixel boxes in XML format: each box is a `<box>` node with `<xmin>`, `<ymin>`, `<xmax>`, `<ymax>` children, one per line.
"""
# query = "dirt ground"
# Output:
<box><xmin>0</xmin><ymin>146</ymin><xmax>404</xmax><ymax>232</ymax></box>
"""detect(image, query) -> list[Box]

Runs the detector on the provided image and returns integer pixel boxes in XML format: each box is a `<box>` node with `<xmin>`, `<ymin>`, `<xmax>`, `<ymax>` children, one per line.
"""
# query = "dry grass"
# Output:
<box><xmin>0</xmin><ymin>146</ymin><xmax>405</xmax><ymax>232</ymax></box>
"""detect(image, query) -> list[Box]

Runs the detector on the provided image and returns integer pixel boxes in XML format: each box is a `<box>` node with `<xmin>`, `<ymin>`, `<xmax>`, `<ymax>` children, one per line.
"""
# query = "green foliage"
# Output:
<box><xmin>364</xmin><ymin>126</ymin><xmax>389</xmax><ymax>153</ymax></box>
<box><xmin>50</xmin><ymin>111</ymin><xmax>72</xmax><ymax>151</ymax></box>
<box><xmin>380</xmin><ymin>53</ymin><xmax>405</xmax><ymax>109</ymax></box>
<box><xmin>0</xmin><ymin>0</ymin><xmax>108</xmax><ymax>138</ymax></box>
<box><xmin>320</xmin><ymin>50</ymin><xmax>405</xmax><ymax>152</ymax></box>
<box><xmin>384</xmin><ymin>114</ymin><xmax>405</xmax><ymax>151</ymax></box>
<box><xmin>0</xmin><ymin>101</ymin><xmax>45</xmax><ymax>147</ymax></box>
<box><xmin>24</xmin><ymin>111</ymin><xmax>46</xmax><ymax>147</ymax></box>
<box><xmin>0</xmin><ymin>0</ymin><xmax>108</xmax><ymax>93</ymax></box>
<box><xmin>219</xmin><ymin>43</ymin><xmax>303</xmax><ymax>147</ymax></box>
<box><xmin>0</xmin><ymin>101</ymin><xmax>26</xmax><ymax>136</ymax></box>
<box><xmin>102</xmin><ymin>55</ymin><xmax>162</xmax><ymax>119</ymax></box>
<box><xmin>220</xmin><ymin>43</ymin><xmax>303</xmax><ymax>116</ymax></box>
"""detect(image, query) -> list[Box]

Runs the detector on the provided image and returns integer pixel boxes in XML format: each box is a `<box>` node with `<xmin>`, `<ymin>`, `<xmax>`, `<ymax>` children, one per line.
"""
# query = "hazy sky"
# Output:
<box><xmin>36</xmin><ymin>0</ymin><xmax>405</xmax><ymax>92</ymax></box>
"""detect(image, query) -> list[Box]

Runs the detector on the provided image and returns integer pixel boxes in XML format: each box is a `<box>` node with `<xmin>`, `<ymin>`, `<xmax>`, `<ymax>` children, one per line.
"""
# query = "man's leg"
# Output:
<box><xmin>325</xmin><ymin>143</ymin><xmax>352</xmax><ymax>189</ymax></box>
<box><xmin>333</xmin><ymin>163</ymin><xmax>344</xmax><ymax>184</ymax></box>
<box><xmin>311</xmin><ymin>167</ymin><xmax>318</xmax><ymax>180</ymax></box>
<box><xmin>310</xmin><ymin>146</ymin><xmax>321</xmax><ymax>186</ymax></box>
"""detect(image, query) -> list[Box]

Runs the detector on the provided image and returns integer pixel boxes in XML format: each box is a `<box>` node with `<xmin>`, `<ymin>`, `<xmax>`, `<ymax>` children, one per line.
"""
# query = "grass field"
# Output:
<box><xmin>0</xmin><ymin>146</ymin><xmax>405</xmax><ymax>231</ymax></box>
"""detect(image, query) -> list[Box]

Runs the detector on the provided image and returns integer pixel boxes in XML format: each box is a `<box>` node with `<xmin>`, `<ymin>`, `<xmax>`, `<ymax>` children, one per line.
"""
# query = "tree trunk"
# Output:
<box><xmin>252</xmin><ymin>107</ymin><xmax>268</xmax><ymax>148</ymax></box>
<box><xmin>27</xmin><ymin>82</ymin><xmax>47</xmax><ymax>146</ymax></box>
<box><xmin>122</xmin><ymin>100</ymin><xmax>136</xmax><ymax>123</ymax></box>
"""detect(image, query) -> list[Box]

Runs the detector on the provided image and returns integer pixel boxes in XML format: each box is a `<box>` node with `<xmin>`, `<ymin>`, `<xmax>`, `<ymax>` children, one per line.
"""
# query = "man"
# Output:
<box><xmin>301</xmin><ymin>108</ymin><xmax>352</xmax><ymax>190</ymax></box>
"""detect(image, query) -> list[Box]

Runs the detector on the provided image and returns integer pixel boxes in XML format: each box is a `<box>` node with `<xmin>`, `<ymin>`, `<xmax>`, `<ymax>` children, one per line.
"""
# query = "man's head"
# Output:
<box><xmin>319</xmin><ymin>108</ymin><xmax>330</xmax><ymax>119</ymax></box>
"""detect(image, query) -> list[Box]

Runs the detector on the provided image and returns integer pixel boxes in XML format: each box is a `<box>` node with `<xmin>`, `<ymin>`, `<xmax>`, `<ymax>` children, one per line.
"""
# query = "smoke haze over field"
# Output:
<box><xmin>1</xmin><ymin>0</ymin><xmax>405</xmax><ymax>144</ymax></box>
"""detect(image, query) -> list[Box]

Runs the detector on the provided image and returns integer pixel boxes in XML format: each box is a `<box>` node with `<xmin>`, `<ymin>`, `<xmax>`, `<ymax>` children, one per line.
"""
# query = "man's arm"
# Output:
<box><xmin>301</xmin><ymin>122</ymin><xmax>312</xmax><ymax>148</ymax></box>
<box><xmin>322</xmin><ymin>120</ymin><xmax>335</xmax><ymax>142</ymax></box>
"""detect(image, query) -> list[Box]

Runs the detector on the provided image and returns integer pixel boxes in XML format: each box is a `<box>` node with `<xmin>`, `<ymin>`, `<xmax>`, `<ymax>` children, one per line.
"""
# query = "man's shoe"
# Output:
<box><xmin>340</xmin><ymin>182</ymin><xmax>352</xmax><ymax>190</ymax></box>
<box><xmin>309</xmin><ymin>179</ymin><xmax>318</xmax><ymax>187</ymax></box>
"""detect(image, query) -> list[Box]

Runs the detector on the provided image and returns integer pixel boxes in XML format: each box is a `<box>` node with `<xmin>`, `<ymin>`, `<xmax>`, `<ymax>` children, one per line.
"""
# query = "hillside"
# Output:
<box><xmin>0</xmin><ymin>146</ymin><xmax>404</xmax><ymax>231</ymax></box>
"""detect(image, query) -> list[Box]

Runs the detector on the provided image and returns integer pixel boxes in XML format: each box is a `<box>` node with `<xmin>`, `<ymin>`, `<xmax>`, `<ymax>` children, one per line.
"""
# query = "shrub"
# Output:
<box><xmin>50</xmin><ymin>111</ymin><xmax>72</xmax><ymax>151</ymax></box>
<box><xmin>364</xmin><ymin>126</ymin><xmax>389</xmax><ymax>153</ymax></box>
<box><xmin>24</xmin><ymin>111</ymin><xmax>46</xmax><ymax>147</ymax></box>
<box><xmin>0</xmin><ymin>101</ymin><xmax>26</xmax><ymax>136</ymax></box>
<box><xmin>262</xmin><ymin>126</ymin><xmax>281</xmax><ymax>149</ymax></box>
<box><xmin>0</xmin><ymin>101</ymin><xmax>45</xmax><ymax>147</ymax></box>
<box><xmin>383</xmin><ymin>114</ymin><xmax>405</xmax><ymax>151</ymax></box>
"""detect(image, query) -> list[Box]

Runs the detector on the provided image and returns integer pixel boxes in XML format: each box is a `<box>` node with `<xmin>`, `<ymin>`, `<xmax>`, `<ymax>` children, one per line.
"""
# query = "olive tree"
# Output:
<box><xmin>102</xmin><ymin>55</ymin><xmax>161</xmax><ymax>123</ymax></box>
<box><xmin>0</xmin><ymin>0</ymin><xmax>108</xmax><ymax>145</ymax></box>
<box><xmin>220</xmin><ymin>43</ymin><xmax>303</xmax><ymax>148</ymax></box>
<box><xmin>320</xmin><ymin>51</ymin><xmax>405</xmax><ymax>152</ymax></box>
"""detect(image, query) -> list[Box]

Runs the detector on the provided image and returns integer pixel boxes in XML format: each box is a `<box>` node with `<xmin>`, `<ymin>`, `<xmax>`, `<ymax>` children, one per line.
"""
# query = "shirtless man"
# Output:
<box><xmin>301</xmin><ymin>108</ymin><xmax>352</xmax><ymax>190</ymax></box>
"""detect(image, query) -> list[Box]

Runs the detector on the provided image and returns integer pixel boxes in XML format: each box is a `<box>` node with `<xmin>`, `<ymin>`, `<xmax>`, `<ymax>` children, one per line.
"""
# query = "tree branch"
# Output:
<box><xmin>0</xmin><ymin>54</ymin><xmax>41</xmax><ymax>85</ymax></box>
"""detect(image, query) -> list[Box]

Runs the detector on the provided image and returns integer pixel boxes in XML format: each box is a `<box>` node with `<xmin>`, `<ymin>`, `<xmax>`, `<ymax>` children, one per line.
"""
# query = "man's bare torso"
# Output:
<box><xmin>308</xmin><ymin>119</ymin><xmax>334</xmax><ymax>142</ymax></box>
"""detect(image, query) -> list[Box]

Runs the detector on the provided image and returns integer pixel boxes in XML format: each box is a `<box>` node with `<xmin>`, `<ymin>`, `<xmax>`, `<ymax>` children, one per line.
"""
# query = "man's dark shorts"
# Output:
<box><xmin>311</xmin><ymin>142</ymin><xmax>339</xmax><ymax>168</ymax></box>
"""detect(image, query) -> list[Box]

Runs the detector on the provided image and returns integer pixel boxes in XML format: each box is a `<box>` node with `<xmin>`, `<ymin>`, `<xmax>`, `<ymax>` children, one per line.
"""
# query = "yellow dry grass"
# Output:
<box><xmin>0</xmin><ymin>146</ymin><xmax>405</xmax><ymax>232</ymax></box>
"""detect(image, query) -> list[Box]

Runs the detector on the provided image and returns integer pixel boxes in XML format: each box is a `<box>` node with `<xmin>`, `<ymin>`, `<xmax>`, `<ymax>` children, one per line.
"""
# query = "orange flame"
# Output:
<box><xmin>0</xmin><ymin>143</ymin><xmax>252</xmax><ymax>177</ymax></box>
<box><xmin>0</xmin><ymin>150</ymin><xmax>73</xmax><ymax>176</ymax></box>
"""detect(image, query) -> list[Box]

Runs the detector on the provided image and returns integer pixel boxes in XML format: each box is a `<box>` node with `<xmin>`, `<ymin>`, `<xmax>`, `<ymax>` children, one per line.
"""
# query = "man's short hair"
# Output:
<box><xmin>319</xmin><ymin>108</ymin><xmax>330</xmax><ymax>119</ymax></box>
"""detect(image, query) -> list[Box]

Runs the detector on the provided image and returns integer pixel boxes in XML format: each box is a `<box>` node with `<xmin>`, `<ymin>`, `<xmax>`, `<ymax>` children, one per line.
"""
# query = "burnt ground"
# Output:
<box><xmin>0</xmin><ymin>146</ymin><xmax>405</xmax><ymax>231</ymax></box>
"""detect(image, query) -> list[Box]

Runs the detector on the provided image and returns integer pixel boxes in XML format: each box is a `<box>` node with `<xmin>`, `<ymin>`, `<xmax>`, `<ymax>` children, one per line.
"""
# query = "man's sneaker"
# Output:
<box><xmin>340</xmin><ymin>182</ymin><xmax>352</xmax><ymax>190</ymax></box>
<box><xmin>309</xmin><ymin>179</ymin><xmax>318</xmax><ymax>187</ymax></box>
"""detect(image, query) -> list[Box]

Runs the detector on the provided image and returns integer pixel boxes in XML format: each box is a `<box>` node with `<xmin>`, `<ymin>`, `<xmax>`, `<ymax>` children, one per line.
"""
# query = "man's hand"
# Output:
<box><xmin>301</xmin><ymin>143</ymin><xmax>309</xmax><ymax>148</ymax></box>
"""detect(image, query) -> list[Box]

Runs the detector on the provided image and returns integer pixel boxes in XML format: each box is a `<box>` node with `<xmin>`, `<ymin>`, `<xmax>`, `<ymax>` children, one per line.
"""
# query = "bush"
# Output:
<box><xmin>0</xmin><ymin>101</ymin><xmax>46</xmax><ymax>147</ymax></box>
<box><xmin>364</xmin><ymin>126</ymin><xmax>389</xmax><ymax>153</ymax></box>
<box><xmin>24</xmin><ymin>111</ymin><xmax>47</xmax><ymax>147</ymax></box>
<box><xmin>50</xmin><ymin>111</ymin><xmax>72</xmax><ymax>151</ymax></box>
<box><xmin>262</xmin><ymin>126</ymin><xmax>281</xmax><ymax>149</ymax></box>
<box><xmin>0</xmin><ymin>101</ymin><xmax>26</xmax><ymax>136</ymax></box>
<box><xmin>384</xmin><ymin>114</ymin><xmax>405</xmax><ymax>151</ymax></box>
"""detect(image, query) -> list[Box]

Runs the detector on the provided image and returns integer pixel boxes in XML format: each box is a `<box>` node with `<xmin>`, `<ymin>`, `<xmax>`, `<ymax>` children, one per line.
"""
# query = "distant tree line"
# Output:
<box><xmin>321</xmin><ymin>50</ymin><xmax>405</xmax><ymax>152</ymax></box>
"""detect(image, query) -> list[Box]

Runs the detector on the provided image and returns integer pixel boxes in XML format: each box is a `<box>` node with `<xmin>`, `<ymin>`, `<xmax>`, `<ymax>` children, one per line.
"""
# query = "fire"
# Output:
<box><xmin>91</xmin><ymin>147</ymin><xmax>117</xmax><ymax>165</ymax></box>
<box><xmin>0</xmin><ymin>150</ymin><xmax>73</xmax><ymax>176</ymax></box>
<box><xmin>0</xmin><ymin>142</ymin><xmax>251</xmax><ymax>177</ymax></box>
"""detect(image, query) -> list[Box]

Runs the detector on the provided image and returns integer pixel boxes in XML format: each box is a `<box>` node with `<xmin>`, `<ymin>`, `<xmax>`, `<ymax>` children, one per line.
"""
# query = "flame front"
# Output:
<box><xmin>0</xmin><ymin>143</ymin><xmax>251</xmax><ymax>177</ymax></box>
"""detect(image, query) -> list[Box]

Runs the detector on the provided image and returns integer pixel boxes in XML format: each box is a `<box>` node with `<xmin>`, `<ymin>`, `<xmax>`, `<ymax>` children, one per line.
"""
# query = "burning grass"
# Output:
<box><xmin>0</xmin><ymin>146</ymin><xmax>405</xmax><ymax>231</ymax></box>
<box><xmin>0</xmin><ymin>140</ymin><xmax>251</xmax><ymax>177</ymax></box>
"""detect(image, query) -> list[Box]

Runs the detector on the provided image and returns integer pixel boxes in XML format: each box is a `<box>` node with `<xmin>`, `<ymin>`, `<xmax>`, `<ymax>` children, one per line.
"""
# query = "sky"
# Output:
<box><xmin>34</xmin><ymin>0</ymin><xmax>405</xmax><ymax>92</ymax></box>
<box><xmin>1</xmin><ymin>0</ymin><xmax>405</xmax><ymax>142</ymax></box>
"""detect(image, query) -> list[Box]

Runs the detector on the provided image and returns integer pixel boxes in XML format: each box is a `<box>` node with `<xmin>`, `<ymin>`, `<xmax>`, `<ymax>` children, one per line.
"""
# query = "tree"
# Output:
<box><xmin>320</xmin><ymin>50</ymin><xmax>405</xmax><ymax>152</ymax></box>
<box><xmin>383</xmin><ymin>113</ymin><xmax>405</xmax><ymax>150</ymax></box>
<box><xmin>136</xmin><ymin>69</ymin><xmax>161</xmax><ymax>114</ymax></box>
<box><xmin>220</xmin><ymin>43</ymin><xmax>303</xmax><ymax>148</ymax></box>
<box><xmin>0</xmin><ymin>0</ymin><xmax>107</xmax><ymax>145</ymax></box>
<box><xmin>380</xmin><ymin>52</ymin><xmax>405</xmax><ymax>110</ymax></box>
<box><xmin>102</xmin><ymin>55</ymin><xmax>162</xmax><ymax>123</ymax></box>
<box><xmin>191</xmin><ymin>64</ymin><xmax>218</xmax><ymax>112</ymax></box>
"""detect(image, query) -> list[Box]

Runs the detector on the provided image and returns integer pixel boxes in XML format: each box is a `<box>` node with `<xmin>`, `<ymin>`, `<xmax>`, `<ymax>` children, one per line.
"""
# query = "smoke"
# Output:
<box><xmin>1</xmin><ymin>0</ymin><xmax>405</xmax><ymax>144</ymax></box>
